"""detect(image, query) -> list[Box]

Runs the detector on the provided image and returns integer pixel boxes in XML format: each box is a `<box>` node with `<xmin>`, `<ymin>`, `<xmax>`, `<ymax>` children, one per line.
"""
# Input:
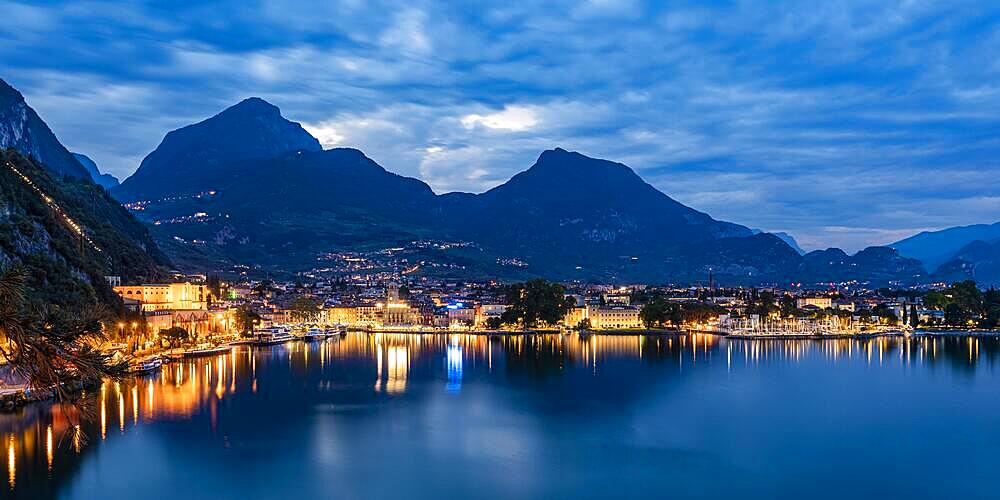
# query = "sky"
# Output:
<box><xmin>2</xmin><ymin>0</ymin><xmax>1000</xmax><ymax>252</ymax></box>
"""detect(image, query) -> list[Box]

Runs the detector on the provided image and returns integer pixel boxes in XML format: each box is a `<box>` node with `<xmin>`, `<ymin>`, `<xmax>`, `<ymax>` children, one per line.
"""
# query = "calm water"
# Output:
<box><xmin>3</xmin><ymin>332</ymin><xmax>1000</xmax><ymax>499</ymax></box>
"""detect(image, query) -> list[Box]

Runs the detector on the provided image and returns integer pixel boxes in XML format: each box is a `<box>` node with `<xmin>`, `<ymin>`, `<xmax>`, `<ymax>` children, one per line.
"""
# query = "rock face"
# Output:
<box><xmin>0</xmin><ymin>149</ymin><xmax>168</xmax><ymax>307</ymax></box>
<box><xmin>113</xmin><ymin>97</ymin><xmax>322</xmax><ymax>202</ymax></box>
<box><xmin>72</xmin><ymin>153</ymin><xmax>119</xmax><ymax>189</ymax></box>
<box><xmin>0</xmin><ymin>78</ymin><xmax>90</xmax><ymax>179</ymax></box>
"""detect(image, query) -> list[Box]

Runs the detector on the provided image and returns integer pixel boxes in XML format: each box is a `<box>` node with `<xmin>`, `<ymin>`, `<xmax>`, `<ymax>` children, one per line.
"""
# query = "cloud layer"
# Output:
<box><xmin>2</xmin><ymin>0</ymin><xmax>999</xmax><ymax>251</ymax></box>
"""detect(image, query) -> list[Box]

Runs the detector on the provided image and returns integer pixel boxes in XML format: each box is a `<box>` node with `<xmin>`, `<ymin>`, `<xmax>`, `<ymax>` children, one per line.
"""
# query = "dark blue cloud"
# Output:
<box><xmin>2</xmin><ymin>0</ymin><xmax>999</xmax><ymax>251</ymax></box>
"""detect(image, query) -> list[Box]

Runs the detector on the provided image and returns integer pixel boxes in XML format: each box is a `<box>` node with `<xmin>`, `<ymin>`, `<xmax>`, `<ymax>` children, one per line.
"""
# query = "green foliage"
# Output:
<box><xmin>640</xmin><ymin>297</ymin><xmax>724</xmax><ymax>328</ymax></box>
<box><xmin>640</xmin><ymin>297</ymin><xmax>679</xmax><ymax>328</ymax></box>
<box><xmin>289</xmin><ymin>295</ymin><xmax>322</xmax><ymax>323</ymax></box>
<box><xmin>872</xmin><ymin>303</ymin><xmax>898</xmax><ymax>323</ymax></box>
<box><xmin>746</xmin><ymin>289</ymin><xmax>778</xmax><ymax>317</ymax></box>
<box><xmin>158</xmin><ymin>326</ymin><xmax>188</xmax><ymax>348</ymax></box>
<box><xmin>0</xmin><ymin>149</ymin><xmax>168</xmax><ymax>311</ymax></box>
<box><xmin>498</xmin><ymin>279</ymin><xmax>574</xmax><ymax>328</ymax></box>
<box><xmin>234</xmin><ymin>305</ymin><xmax>260</xmax><ymax>337</ymax></box>
<box><xmin>923</xmin><ymin>281</ymin><xmax>999</xmax><ymax>328</ymax></box>
<box><xmin>778</xmin><ymin>294</ymin><xmax>799</xmax><ymax>317</ymax></box>
<box><xmin>0</xmin><ymin>266</ymin><xmax>122</xmax><ymax>398</ymax></box>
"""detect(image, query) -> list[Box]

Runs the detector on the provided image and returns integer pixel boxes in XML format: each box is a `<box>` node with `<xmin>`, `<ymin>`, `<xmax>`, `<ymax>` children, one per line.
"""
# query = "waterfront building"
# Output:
<box><xmin>563</xmin><ymin>304</ymin><xmax>642</xmax><ymax>330</ymax></box>
<box><xmin>113</xmin><ymin>282</ymin><xmax>209</xmax><ymax>312</ymax></box>
<box><xmin>355</xmin><ymin>305</ymin><xmax>382</xmax><ymax>329</ymax></box>
<box><xmin>476</xmin><ymin>304</ymin><xmax>508</xmax><ymax>328</ymax></box>
<box><xmin>325</xmin><ymin>306</ymin><xmax>357</xmax><ymax>326</ymax></box>
<box><xmin>796</xmin><ymin>297</ymin><xmax>833</xmax><ymax>309</ymax></box>
<box><xmin>447</xmin><ymin>306</ymin><xmax>476</xmax><ymax>329</ymax></box>
<box><xmin>564</xmin><ymin>307</ymin><xmax>588</xmax><ymax>328</ymax></box>
<box><xmin>380</xmin><ymin>302</ymin><xmax>422</xmax><ymax>328</ymax></box>
<box><xmin>586</xmin><ymin>305</ymin><xmax>642</xmax><ymax>329</ymax></box>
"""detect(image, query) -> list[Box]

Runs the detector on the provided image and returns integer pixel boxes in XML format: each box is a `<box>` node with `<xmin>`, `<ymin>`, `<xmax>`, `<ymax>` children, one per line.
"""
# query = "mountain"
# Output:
<box><xmin>113</xmin><ymin>97</ymin><xmax>321</xmax><ymax>202</ymax></box>
<box><xmin>0</xmin><ymin>149</ymin><xmax>168</xmax><ymax>308</ymax></box>
<box><xmin>800</xmin><ymin>246</ymin><xmax>926</xmax><ymax>284</ymax></box>
<box><xmin>890</xmin><ymin>222</ymin><xmax>1000</xmax><ymax>271</ymax></box>
<box><xmin>0</xmin><ymin>78</ymin><xmax>90</xmax><ymax>179</ymax></box>
<box><xmin>773</xmin><ymin>232</ymin><xmax>805</xmax><ymax>255</ymax></box>
<box><xmin>72</xmin><ymin>152</ymin><xmax>119</xmax><ymax>189</ymax></box>
<box><xmin>440</xmin><ymin>148</ymin><xmax>796</xmax><ymax>282</ymax></box>
<box><xmin>122</xmin><ymin>99</ymin><xmax>927</xmax><ymax>285</ymax></box>
<box><xmin>932</xmin><ymin>240</ymin><xmax>1000</xmax><ymax>287</ymax></box>
<box><xmin>135</xmin><ymin>148</ymin><xmax>440</xmax><ymax>270</ymax></box>
<box><xmin>752</xmin><ymin>229</ymin><xmax>805</xmax><ymax>254</ymax></box>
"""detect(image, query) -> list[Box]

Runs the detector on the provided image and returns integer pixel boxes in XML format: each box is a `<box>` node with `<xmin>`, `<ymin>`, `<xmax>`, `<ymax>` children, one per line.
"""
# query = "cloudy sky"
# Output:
<box><xmin>3</xmin><ymin>0</ymin><xmax>999</xmax><ymax>252</ymax></box>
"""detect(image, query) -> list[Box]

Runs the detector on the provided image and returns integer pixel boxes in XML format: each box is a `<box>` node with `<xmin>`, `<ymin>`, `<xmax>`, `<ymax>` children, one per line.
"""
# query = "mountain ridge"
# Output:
<box><xmin>0</xmin><ymin>78</ymin><xmax>90</xmax><ymax>180</ymax></box>
<box><xmin>113</xmin><ymin>97</ymin><xmax>322</xmax><ymax>202</ymax></box>
<box><xmin>72</xmin><ymin>152</ymin><xmax>120</xmax><ymax>189</ymax></box>
<box><xmin>890</xmin><ymin>221</ymin><xmax>1000</xmax><ymax>271</ymax></box>
<box><xmin>85</xmin><ymin>96</ymin><xmax>931</xmax><ymax>285</ymax></box>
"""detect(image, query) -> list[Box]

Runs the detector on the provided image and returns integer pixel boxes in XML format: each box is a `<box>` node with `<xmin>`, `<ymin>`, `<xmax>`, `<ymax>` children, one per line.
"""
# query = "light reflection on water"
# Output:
<box><xmin>2</xmin><ymin>332</ymin><xmax>1000</xmax><ymax>499</ymax></box>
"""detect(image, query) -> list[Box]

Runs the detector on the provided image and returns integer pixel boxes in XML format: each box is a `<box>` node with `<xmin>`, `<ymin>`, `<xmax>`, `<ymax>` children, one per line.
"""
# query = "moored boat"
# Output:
<box><xmin>249</xmin><ymin>326</ymin><xmax>294</xmax><ymax>345</ymax></box>
<box><xmin>300</xmin><ymin>326</ymin><xmax>328</xmax><ymax>341</ymax></box>
<box><xmin>127</xmin><ymin>356</ymin><xmax>163</xmax><ymax>374</ymax></box>
<box><xmin>183</xmin><ymin>344</ymin><xmax>233</xmax><ymax>358</ymax></box>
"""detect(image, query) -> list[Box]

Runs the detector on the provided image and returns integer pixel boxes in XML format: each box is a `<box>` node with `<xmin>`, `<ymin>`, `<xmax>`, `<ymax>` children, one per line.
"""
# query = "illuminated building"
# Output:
<box><xmin>324</xmin><ymin>306</ymin><xmax>357</xmax><ymax>326</ymax></box>
<box><xmin>564</xmin><ymin>306</ymin><xmax>588</xmax><ymax>327</ymax></box>
<box><xmin>113</xmin><ymin>282</ymin><xmax>209</xmax><ymax>311</ymax></box>
<box><xmin>563</xmin><ymin>305</ymin><xmax>642</xmax><ymax>330</ymax></box>
<box><xmin>796</xmin><ymin>297</ymin><xmax>833</xmax><ymax>309</ymax></box>
<box><xmin>476</xmin><ymin>304</ymin><xmax>508</xmax><ymax>328</ymax></box>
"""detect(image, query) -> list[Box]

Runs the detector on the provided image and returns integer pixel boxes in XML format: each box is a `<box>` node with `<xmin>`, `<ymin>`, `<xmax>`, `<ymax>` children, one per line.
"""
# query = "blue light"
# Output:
<box><xmin>446</xmin><ymin>345</ymin><xmax>462</xmax><ymax>393</ymax></box>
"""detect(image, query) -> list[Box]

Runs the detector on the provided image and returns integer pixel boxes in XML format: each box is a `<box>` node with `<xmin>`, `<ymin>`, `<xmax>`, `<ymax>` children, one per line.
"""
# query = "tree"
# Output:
<box><xmin>872</xmin><ymin>303</ymin><xmax>898</xmax><ymax>324</ymax></box>
<box><xmin>159</xmin><ymin>326</ymin><xmax>188</xmax><ymax>348</ymax></box>
<box><xmin>234</xmin><ymin>305</ymin><xmax>260</xmax><ymax>338</ymax></box>
<box><xmin>910</xmin><ymin>304</ymin><xmax>919</xmax><ymax>328</ymax></box>
<box><xmin>746</xmin><ymin>290</ymin><xmax>778</xmax><ymax>317</ymax></box>
<box><xmin>498</xmin><ymin>279</ymin><xmax>575</xmax><ymax>328</ymax></box>
<box><xmin>0</xmin><ymin>266</ymin><xmax>123</xmax><ymax>400</ymax></box>
<box><xmin>778</xmin><ymin>294</ymin><xmax>799</xmax><ymax>317</ymax></box>
<box><xmin>923</xmin><ymin>290</ymin><xmax>950</xmax><ymax>310</ymax></box>
<box><xmin>640</xmin><ymin>297</ymin><xmax>677</xmax><ymax>328</ymax></box>
<box><xmin>575</xmin><ymin>318</ymin><xmax>591</xmax><ymax>331</ymax></box>
<box><xmin>289</xmin><ymin>296</ymin><xmax>322</xmax><ymax>323</ymax></box>
<box><xmin>680</xmin><ymin>302</ymin><xmax>726</xmax><ymax>325</ymax></box>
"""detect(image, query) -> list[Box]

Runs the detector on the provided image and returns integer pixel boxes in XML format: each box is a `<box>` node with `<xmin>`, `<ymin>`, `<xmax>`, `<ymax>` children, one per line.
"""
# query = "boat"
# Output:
<box><xmin>249</xmin><ymin>326</ymin><xmax>295</xmax><ymax>345</ymax></box>
<box><xmin>183</xmin><ymin>344</ymin><xmax>233</xmax><ymax>358</ymax></box>
<box><xmin>300</xmin><ymin>326</ymin><xmax>328</xmax><ymax>341</ymax></box>
<box><xmin>127</xmin><ymin>356</ymin><xmax>163</xmax><ymax>374</ymax></box>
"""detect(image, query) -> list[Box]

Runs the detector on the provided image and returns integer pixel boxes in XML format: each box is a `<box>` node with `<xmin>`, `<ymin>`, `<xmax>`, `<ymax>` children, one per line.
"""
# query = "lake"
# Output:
<box><xmin>3</xmin><ymin>332</ymin><xmax>1000</xmax><ymax>499</ymax></box>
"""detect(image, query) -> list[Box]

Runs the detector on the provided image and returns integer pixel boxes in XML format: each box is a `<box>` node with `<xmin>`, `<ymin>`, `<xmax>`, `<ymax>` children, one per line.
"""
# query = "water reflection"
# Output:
<box><xmin>2</xmin><ymin>332</ymin><xmax>999</xmax><ymax>499</ymax></box>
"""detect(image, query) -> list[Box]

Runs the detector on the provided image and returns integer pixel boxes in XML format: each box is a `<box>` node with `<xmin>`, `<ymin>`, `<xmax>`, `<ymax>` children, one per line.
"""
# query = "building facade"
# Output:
<box><xmin>114</xmin><ymin>283</ymin><xmax>209</xmax><ymax>311</ymax></box>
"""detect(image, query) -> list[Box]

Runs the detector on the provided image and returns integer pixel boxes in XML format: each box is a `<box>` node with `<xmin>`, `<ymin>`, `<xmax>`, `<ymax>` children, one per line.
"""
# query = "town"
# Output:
<box><xmin>103</xmin><ymin>268</ymin><xmax>998</xmax><ymax>361</ymax></box>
